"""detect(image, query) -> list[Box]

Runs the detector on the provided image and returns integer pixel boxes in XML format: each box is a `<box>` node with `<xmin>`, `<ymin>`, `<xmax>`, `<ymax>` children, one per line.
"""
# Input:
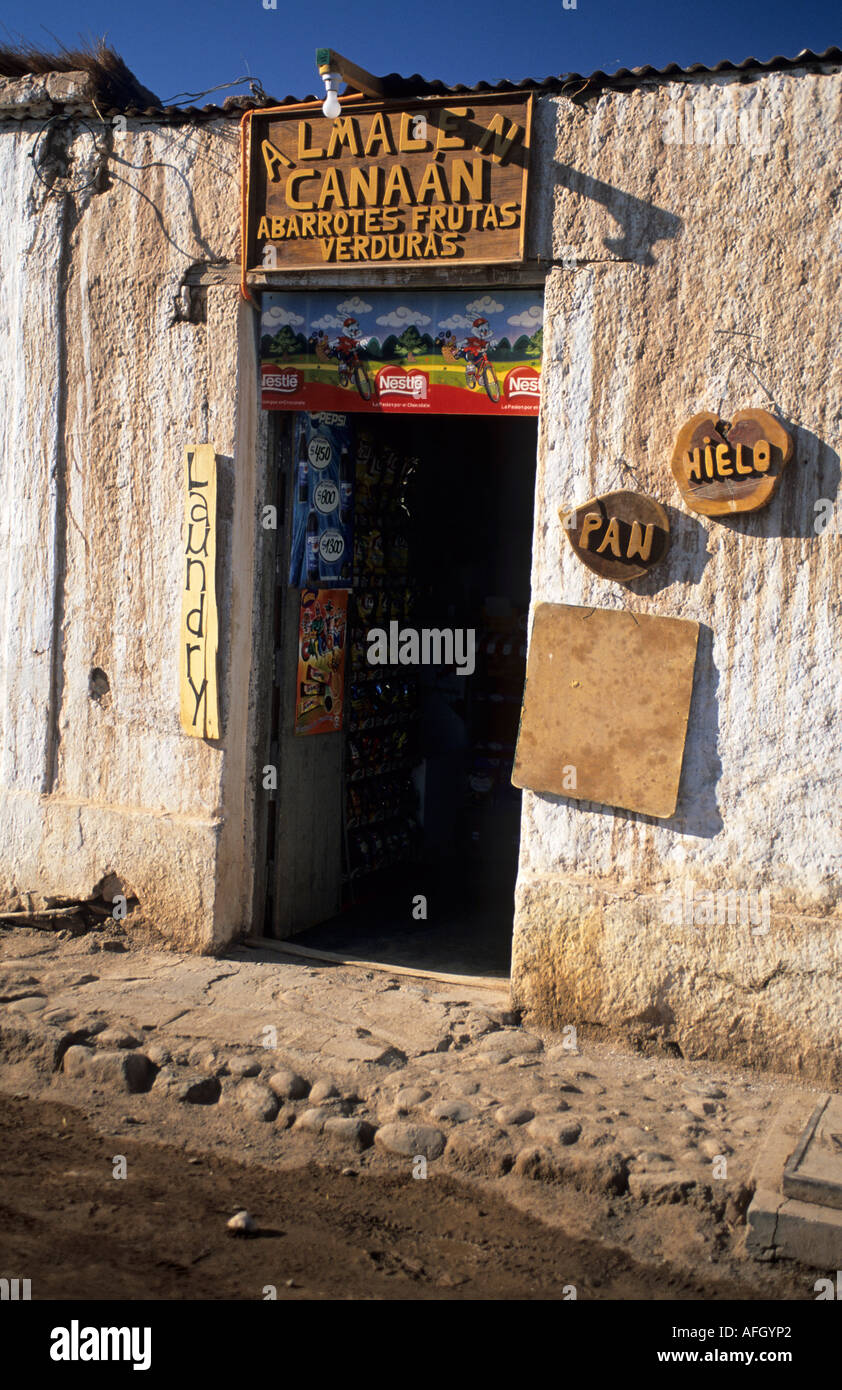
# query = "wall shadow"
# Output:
<box><xmin>625</xmin><ymin>505</ymin><xmax>712</xmax><ymax>596</ymax></box>
<box><xmin>553</xmin><ymin>162</ymin><xmax>682</xmax><ymax>264</ymax></box>
<box><xmin>708</xmin><ymin>421</ymin><xmax>840</xmax><ymax>542</ymax></box>
<box><xmin>107</xmin><ymin>150</ymin><xmax>218</xmax><ymax>262</ymax></box>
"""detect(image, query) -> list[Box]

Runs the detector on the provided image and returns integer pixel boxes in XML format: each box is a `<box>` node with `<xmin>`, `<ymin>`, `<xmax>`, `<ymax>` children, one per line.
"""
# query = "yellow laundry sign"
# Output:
<box><xmin>179</xmin><ymin>445</ymin><xmax>219</xmax><ymax>739</ymax></box>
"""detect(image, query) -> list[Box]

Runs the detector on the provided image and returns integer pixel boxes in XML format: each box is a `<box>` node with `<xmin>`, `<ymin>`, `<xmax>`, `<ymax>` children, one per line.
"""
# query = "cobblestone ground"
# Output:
<box><xmin>0</xmin><ymin>921</ymin><xmax>826</xmax><ymax>1299</ymax></box>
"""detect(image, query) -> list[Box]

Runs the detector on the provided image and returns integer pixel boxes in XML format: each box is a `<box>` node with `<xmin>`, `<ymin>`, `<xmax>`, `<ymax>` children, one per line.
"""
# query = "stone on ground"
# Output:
<box><xmin>267</xmin><ymin>1068</ymin><xmax>309</xmax><ymax>1100</ymax></box>
<box><xmin>375</xmin><ymin>1122</ymin><xmax>446</xmax><ymax>1160</ymax></box>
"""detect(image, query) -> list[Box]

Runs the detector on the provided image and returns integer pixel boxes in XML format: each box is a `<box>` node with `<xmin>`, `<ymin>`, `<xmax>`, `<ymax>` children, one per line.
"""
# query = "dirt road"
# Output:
<box><xmin>0</xmin><ymin>1095</ymin><xmax>787</xmax><ymax>1302</ymax></box>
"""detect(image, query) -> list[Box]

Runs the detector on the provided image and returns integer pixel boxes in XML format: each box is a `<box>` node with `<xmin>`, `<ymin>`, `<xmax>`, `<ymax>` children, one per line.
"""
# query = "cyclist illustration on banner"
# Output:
<box><xmin>455</xmin><ymin>316</ymin><xmax>501</xmax><ymax>402</ymax></box>
<box><xmin>309</xmin><ymin>317</ymin><xmax>375</xmax><ymax>401</ymax></box>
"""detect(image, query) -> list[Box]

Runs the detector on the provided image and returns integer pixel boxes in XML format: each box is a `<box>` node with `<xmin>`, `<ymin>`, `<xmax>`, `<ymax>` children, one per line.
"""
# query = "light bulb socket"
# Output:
<box><xmin>321</xmin><ymin>72</ymin><xmax>342</xmax><ymax>118</ymax></box>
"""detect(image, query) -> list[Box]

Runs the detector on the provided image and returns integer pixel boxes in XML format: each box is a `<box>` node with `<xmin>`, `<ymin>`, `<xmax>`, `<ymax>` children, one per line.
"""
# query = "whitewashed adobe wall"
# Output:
<box><xmin>513</xmin><ymin>67</ymin><xmax>842</xmax><ymax>1083</ymax></box>
<box><xmin>1</xmin><ymin>61</ymin><xmax>840</xmax><ymax>1082</ymax></box>
<box><xmin>0</xmin><ymin>81</ymin><xmax>262</xmax><ymax>951</ymax></box>
<box><xmin>0</xmin><ymin>77</ymin><xmax>560</xmax><ymax>954</ymax></box>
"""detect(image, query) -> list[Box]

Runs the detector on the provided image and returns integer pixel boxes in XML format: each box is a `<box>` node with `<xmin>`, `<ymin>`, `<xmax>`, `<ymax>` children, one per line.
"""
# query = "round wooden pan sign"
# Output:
<box><xmin>560</xmin><ymin>490</ymin><xmax>670</xmax><ymax>583</ymax></box>
<box><xmin>671</xmin><ymin>408</ymin><xmax>793</xmax><ymax>517</ymax></box>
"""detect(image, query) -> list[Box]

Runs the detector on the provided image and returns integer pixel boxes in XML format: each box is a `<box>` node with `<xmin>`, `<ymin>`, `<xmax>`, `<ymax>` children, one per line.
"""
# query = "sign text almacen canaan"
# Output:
<box><xmin>244</xmin><ymin>95</ymin><xmax>531</xmax><ymax>272</ymax></box>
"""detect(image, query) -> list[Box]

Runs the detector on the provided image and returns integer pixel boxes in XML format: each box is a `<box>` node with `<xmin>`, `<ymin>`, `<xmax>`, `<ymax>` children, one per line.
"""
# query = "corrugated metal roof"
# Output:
<box><xmin>55</xmin><ymin>46</ymin><xmax>842</xmax><ymax>121</ymax></box>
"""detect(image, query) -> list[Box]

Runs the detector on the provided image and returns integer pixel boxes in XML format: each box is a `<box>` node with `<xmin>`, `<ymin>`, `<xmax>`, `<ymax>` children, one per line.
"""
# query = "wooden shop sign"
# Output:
<box><xmin>243</xmin><ymin>94</ymin><xmax>531</xmax><ymax>273</ymax></box>
<box><xmin>671</xmin><ymin>409</ymin><xmax>793</xmax><ymax>516</ymax></box>
<box><xmin>560</xmin><ymin>490</ymin><xmax>670</xmax><ymax>582</ymax></box>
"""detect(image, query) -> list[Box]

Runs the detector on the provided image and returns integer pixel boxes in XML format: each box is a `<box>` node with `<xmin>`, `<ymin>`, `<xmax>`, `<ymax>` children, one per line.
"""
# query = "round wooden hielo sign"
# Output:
<box><xmin>671</xmin><ymin>409</ymin><xmax>793</xmax><ymax>517</ymax></box>
<box><xmin>560</xmin><ymin>490</ymin><xmax>670</xmax><ymax>582</ymax></box>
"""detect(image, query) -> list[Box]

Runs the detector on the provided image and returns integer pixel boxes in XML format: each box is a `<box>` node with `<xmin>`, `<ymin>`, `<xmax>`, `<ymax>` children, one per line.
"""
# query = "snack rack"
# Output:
<box><xmin>342</xmin><ymin>432</ymin><xmax>421</xmax><ymax>896</ymax></box>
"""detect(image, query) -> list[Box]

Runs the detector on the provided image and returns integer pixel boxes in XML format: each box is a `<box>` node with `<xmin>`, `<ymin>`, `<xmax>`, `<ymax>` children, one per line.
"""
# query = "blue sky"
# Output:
<box><xmin>1</xmin><ymin>0</ymin><xmax>837</xmax><ymax>106</ymax></box>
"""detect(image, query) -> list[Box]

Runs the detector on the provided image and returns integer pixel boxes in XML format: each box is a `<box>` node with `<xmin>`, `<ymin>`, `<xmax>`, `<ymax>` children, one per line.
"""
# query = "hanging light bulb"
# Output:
<box><xmin>322</xmin><ymin>73</ymin><xmax>341</xmax><ymax>119</ymax></box>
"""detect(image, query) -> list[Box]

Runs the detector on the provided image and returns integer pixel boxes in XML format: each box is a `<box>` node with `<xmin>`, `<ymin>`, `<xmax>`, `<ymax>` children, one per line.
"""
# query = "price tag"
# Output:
<box><xmin>319</xmin><ymin>529</ymin><xmax>345</xmax><ymax>563</ymax></box>
<box><xmin>313</xmin><ymin>479</ymin><xmax>339</xmax><ymax>514</ymax></box>
<box><xmin>308</xmin><ymin>436</ymin><xmax>333</xmax><ymax>470</ymax></box>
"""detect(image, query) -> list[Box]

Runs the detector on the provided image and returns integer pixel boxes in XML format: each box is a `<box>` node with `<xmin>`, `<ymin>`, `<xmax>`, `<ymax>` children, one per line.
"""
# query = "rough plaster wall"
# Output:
<box><xmin>0</xmin><ymin>132</ymin><xmax>65</xmax><ymax>795</ymax></box>
<box><xmin>213</xmin><ymin>297</ymin><xmax>261</xmax><ymax>943</ymax></box>
<box><xmin>0</xmin><ymin>115</ymin><xmax>261</xmax><ymax>950</ymax></box>
<box><xmin>513</xmin><ymin>70</ymin><xmax>842</xmax><ymax>1080</ymax></box>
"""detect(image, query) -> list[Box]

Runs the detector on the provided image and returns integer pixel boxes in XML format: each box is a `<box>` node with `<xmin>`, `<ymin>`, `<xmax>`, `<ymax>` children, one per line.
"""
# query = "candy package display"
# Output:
<box><xmin>462</xmin><ymin>603</ymin><xmax>529</xmax><ymax>808</ymax></box>
<box><xmin>341</xmin><ymin>439</ymin><xmax>422</xmax><ymax>887</ymax></box>
<box><xmin>347</xmin><ymin>819</ymin><xmax>419</xmax><ymax>879</ymax></box>
<box><xmin>348</xmin><ymin>677</ymin><xmax>417</xmax><ymax>731</ymax></box>
<box><xmin>346</xmin><ymin>776</ymin><xmax>416</xmax><ymax>829</ymax></box>
<box><xmin>293</xmin><ymin>589</ymin><xmax>347</xmax><ymax>735</ymax></box>
<box><xmin>354</xmin><ymin>432</ymin><xmax>382</xmax><ymax>515</ymax></box>
<box><xmin>346</xmin><ymin>727</ymin><xmax>413</xmax><ymax>781</ymax></box>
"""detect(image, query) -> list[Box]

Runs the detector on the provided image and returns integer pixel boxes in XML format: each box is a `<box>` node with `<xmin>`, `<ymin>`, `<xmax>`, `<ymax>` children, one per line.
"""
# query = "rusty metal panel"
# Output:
<box><xmin>512</xmin><ymin>602</ymin><xmax>699</xmax><ymax>818</ymax></box>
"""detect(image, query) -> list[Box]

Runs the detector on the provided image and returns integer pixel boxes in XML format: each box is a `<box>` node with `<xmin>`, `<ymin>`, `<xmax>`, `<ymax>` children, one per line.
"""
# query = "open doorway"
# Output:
<box><xmin>293</xmin><ymin>413</ymin><xmax>537</xmax><ymax>977</ymax></box>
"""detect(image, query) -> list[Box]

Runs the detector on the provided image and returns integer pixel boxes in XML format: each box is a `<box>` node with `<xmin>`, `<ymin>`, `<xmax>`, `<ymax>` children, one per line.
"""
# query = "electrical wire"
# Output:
<box><xmin>162</xmin><ymin>74</ymin><xmax>268</xmax><ymax>107</ymax></box>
